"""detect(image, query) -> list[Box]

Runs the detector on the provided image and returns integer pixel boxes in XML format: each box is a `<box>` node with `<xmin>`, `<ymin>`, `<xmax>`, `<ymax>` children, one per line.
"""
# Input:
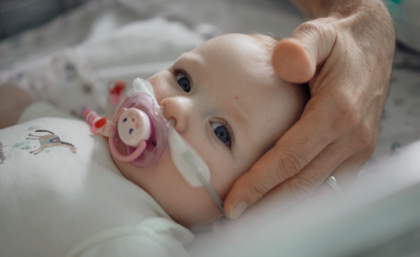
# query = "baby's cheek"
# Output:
<box><xmin>206</xmin><ymin>162</ymin><xmax>237</xmax><ymax>198</ymax></box>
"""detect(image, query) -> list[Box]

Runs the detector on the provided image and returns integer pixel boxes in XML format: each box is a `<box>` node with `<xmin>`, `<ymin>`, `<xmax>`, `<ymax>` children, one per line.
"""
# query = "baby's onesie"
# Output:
<box><xmin>0</xmin><ymin>102</ymin><xmax>194</xmax><ymax>257</ymax></box>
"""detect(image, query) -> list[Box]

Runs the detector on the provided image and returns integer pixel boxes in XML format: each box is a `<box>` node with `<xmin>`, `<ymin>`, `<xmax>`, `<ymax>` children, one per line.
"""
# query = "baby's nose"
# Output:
<box><xmin>160</xmin><ymin>98</ymin><xmax>191</xmax><ymax>133</ymax></box>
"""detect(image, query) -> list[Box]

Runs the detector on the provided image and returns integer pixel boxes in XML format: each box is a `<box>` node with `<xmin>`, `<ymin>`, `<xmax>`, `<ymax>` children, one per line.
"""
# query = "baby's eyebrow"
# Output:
<box><xmin>181</xmin><ymin>52</ymin><xmax>250</xmax><ymax>131</ymax></box>
<box><xmin>178</xmin><ymin>52</ymin><xmax>205</xmax><ymax>74</ymax></box>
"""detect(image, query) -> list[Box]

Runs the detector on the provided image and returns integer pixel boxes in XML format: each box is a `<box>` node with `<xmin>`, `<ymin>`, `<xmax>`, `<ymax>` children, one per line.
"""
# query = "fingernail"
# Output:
<box><xmin>230</xmin><ymin>202</ymin><xmax>247</xmax><ymax>219</ymax></box>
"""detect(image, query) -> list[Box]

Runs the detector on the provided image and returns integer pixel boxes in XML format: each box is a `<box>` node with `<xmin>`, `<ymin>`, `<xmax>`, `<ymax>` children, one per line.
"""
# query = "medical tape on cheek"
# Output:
<box><xmin>169</xmin><ymin>126</ymin><xmax>226</xmax><ymax>217</ymax></box>
<box><xmin>181</xmin><ymin>151</ymin><xmax>227</xmax><ymax>217</ymax></box>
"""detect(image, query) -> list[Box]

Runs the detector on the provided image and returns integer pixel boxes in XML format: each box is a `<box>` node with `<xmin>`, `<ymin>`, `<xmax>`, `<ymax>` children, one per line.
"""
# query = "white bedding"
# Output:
<box><xmin>1</xmin><ymin>0</ymin><xmax>419</xmax><ymax>255</ymax></box>
<box><xmin>1</xmin><ymin>0</ymin><xmax>418</xmax><ymax>159</ymax></box>
<box><xmin>0</xmin><ymin>17</ymin><xmax>204</xmax><ymax>115</ymax></box>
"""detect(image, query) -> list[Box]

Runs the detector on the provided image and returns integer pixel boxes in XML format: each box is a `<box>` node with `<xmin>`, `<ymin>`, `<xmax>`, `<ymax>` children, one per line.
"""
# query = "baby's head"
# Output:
<box><xmin>113</xmin><ymin>33</ymin><xmax>308</xmax><ymax>228</ymax></box>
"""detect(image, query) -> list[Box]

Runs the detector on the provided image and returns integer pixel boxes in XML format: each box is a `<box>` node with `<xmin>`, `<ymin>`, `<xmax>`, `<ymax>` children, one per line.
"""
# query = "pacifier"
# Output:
<box><xmin>83</xmin><ymin>79</ymin><xmax>168</xmax><ymax>167</ymax></box>
<box><xmin>117</xmin><ymin>108</ymin><xmax>151</xmax><ymax>147</ymax></box>
<box><xmin>83</xmin><ymin>78</ymin><xmax>226</xmax><ymax>216</ymax></box>
<box><xmin>110</xmin><ymin>90</ymin><xmax>169</xmax><ymax>167</ymax></box>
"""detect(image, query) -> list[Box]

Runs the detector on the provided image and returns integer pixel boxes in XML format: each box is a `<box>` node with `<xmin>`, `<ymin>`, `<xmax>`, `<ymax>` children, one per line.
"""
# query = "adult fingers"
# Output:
<box><xmin>265</xmin><ymin>117</ymin><xmax>374</xmax><ymax>207</ymax></box>
<box><xmin>311</xmin><ymin>151</ymin><xmax>369</xmax><ymax>201</ymax></box>
<box><xmin>224</xmin><ymin>95</ymin><xmax>346</xmax><ymax>219</ymax></box>
<box><xmin>215</xmin><ymin>135</ymin><xmax>363</xmax><ymax>241</ymax></box>
<box><xmin>272</xmin><ymin>19</ymin><xmax>337</xmax><ymax>83</ymax></box>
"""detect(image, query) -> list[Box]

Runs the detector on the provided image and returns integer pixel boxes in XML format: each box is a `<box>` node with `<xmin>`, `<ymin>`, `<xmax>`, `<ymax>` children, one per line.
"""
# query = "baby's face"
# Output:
<box><xmin>113</xmin><ymin>34</ymin><xmax>302</xmax><ymax>227</ymax></box>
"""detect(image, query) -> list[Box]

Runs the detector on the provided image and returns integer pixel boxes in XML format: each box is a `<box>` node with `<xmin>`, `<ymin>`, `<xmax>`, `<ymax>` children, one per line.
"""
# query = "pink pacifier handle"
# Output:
<box><xmin>108</xmin><ymin>108</ymin><xmax>147</xmax><ymax>162</ymax></box>
<box><xmin>109</xmin><ymin>139</ymin><xmax>147</xmax><ymax>162</ymax></box>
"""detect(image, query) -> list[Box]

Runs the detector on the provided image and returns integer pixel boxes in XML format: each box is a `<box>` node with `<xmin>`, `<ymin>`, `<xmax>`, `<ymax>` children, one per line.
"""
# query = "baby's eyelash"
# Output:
<box><xmin>173</xmin><ymin>69</ymin><xmax>190</xmax><ymax>80</ymax></box>
<box><xmin>173</xmin><ymin>68</ymin><xmax>192</xmax><ymax>93</ymax></box>
<box><xmin>212</xmin><ymin>118</ymin><xmax>234</xmax><ymax>148</ymax></box>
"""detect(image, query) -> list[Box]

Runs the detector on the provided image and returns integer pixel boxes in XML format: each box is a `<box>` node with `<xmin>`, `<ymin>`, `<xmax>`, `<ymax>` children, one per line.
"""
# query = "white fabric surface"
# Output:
<box><xmin>0</xmin><ymin>18</ymin><xmax>204</xmax><ymax>116</ymax></box>
<box><xmin>0</xmin><ymin>0</ymin><xmax>418</xmax><ymax>163</ymax></box>
<box><xmin>0</xmin><ymin>103</ymin><xmax>194</xmax><ymax>257</ymax></box>
<box><xmin>186</xmin><ymin>139</ymin><xmax>420</xmax><ymax>257</ymax></box>
<box><xmin>0</xmin><ymin>1</ymin><xmax>419</xmax><ymax>256</ymax></box>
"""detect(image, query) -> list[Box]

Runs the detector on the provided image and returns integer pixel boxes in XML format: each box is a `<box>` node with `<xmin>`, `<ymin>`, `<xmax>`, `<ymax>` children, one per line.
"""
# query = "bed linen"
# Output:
<box><xmin>0</xmin><ymin>16</ymin><xmax>204</xmax><ymax>115</ymax></box>
<box><xmin>1</xmin><ymin>0</ymin><xmax>418</xmax><ymax>160</ymax></box>
<box><xmin>0</xmin><ymin>0</ymin><xmax>419</xmax><ymax>256</ymax></box>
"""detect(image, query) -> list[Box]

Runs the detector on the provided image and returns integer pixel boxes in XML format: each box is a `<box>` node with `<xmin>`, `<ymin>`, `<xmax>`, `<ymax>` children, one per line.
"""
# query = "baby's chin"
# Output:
<box><xmin>110</xmin><ymin>143</ymin><xmax>223</xmax><ymax>227</ymax></box>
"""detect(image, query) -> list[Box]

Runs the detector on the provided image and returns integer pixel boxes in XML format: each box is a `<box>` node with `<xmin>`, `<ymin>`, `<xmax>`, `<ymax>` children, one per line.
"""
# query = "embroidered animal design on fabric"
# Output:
<box><xmin>26</xmin><ymin>130</ymin><xmax>77</xmax><ymax>155</ymax></box>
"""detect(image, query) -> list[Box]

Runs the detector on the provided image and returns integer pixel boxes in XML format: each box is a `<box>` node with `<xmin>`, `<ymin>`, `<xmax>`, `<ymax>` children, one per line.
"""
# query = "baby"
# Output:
<box><xmin>0</xmin><ymin>33</ymin><xmax>307</xmax><ymax>256</ymax></box>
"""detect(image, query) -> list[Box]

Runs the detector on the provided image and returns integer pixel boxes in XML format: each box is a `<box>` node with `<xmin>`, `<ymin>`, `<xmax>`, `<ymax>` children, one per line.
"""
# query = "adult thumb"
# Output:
<box><xmin>272</xmin><ymin>20</ymin><xmax>337</xmax><ymax>83</ymax></box>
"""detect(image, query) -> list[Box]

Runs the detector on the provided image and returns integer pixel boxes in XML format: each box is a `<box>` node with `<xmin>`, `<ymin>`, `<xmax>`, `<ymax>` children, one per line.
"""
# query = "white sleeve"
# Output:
<box><xmin>77</xmin><ymin>234</ymin><xmax>190</xmax><ymax>257</ymax></box>
<box><xmin>18</xmin><ymin>102</ymin><xmax>75</xmax><ymax>124</ymax></box>
<box><xmin>65</xmin><ymin>219</ymin><xmax>194</xmax><ymax>257</ymax></box>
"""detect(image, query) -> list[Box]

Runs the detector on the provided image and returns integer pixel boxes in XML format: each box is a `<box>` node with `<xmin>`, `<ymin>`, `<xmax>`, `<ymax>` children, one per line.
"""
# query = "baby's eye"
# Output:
<box><xmin>176</xmin><ymin>73</ymin><xmax>191</xmax><ymax>92</ymax></box>
<box><xmin>211</xmin><ymin>122</ymin><xmax>231</xmax><ymax>147</ymax></box>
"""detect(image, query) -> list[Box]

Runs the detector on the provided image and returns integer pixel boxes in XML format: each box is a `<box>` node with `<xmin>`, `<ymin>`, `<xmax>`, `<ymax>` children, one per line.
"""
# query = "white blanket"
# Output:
<box><xmin>0</xmin><ymin>17</ymin><xmax>204</xmax><ymax>115</ymax></box>
<box><xmin>0</xmin><ymin>1</ymin><xmax>419</xmax><ymax>255</ymax></box>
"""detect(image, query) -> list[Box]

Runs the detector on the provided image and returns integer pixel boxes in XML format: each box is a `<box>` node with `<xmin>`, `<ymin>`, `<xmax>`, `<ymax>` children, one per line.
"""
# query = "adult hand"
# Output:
<box><xmin>219</xmin><ymin>0</ymin><xmax>395</xmax><ymax>237</ymax></box>
<box><xmin>0</xmin><ymin>85</ymin><xmax>34</xmax><ymax>129</ymax></box>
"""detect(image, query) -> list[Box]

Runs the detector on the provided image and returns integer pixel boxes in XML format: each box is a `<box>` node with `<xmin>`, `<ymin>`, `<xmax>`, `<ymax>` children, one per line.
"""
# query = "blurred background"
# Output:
<box><xmin>0</xmin><ymin>1</ymin><xmax>419</xmax><ymax>256</ymax></box>
<box><xmin>0</xmin><ymin>0</ymin><xmax>302</xmax><ymax>40</ymax></box>
<box><xmin>0</xmin><ymin>0</ymin><xmax>90</xmax><ymax>39</ymax></box>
